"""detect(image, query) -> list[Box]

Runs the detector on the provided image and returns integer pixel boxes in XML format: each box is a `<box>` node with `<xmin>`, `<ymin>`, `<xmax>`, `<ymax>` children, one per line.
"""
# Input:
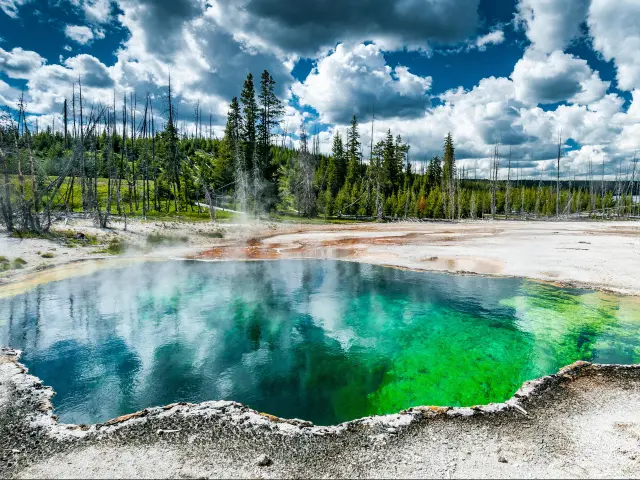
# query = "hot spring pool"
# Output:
<box><xmin>0</xmin><ymin>260</ymin><xmax>638</xmax><ymax>426</ymax></box>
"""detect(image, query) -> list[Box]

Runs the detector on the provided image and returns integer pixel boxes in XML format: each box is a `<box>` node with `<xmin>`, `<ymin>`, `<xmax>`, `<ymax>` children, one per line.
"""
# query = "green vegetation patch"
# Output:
<box><xmin>12</xmin><ymin>257</ymin><xmax>27</xmax><ymax>268</ymax></box>
<box><xmin>9</xmin><ymin>229</ymin><xmax>98</xmax><ymax>247</ymax></box>
<box><xmin>9</xmin><ymin>231</ymin><xmax>48</xmax><ymax>240</ymax></box>
<box><xmin>2</xmin><ymin>261</ymin><xmax>637</xmax><ymax>426</ymax></box>
<box><xmin>201</xmin><ymin>230</ymin><xmax>225</xmax><ymax>239</ymax></box>
<box><xmin>95</xmin><ymin>237</ymin><xmax>135</xmax><ymax>255</ymax></box>
<box><xmin>1</xmin><ymin>257</ymin><xmax>28</xmax><ymax>272</ymax></box>
<box><xmin>56</xmin><ymin>230</ymin><xmax>99</xmax><ymax>247</ymax></box>
<box><xmin>146</xmin><ymin>233</ymin><xmax>190</xmax><ymax>246</ymax></box>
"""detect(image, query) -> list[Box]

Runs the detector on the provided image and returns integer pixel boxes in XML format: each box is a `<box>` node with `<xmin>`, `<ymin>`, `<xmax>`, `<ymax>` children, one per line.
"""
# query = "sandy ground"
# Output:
<box><xmin>1</xmin><ymin>217</ymin><xmax>639</xmax><ymax>478</ymax></box>
<box><xmin>1</xmin><ymin>218</ymin><xmax>640</xmax><ymax>295</ymax></box>
<box><xmin>195</xmin><ymin>220</ymin><xmax>640</xmax><ymax>295</ymax></box>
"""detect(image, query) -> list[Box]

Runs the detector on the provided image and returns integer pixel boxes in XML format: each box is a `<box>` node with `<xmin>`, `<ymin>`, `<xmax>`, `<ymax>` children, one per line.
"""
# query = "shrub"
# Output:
<box><xmin>147</xmin><ymin>233</ymin><xmax>189</xmax><ymax>245</ymax></box>
<box><xmin>12</xmin><ymin>258</ymin><xmax>27</xmax><ymax>269</ymax></box>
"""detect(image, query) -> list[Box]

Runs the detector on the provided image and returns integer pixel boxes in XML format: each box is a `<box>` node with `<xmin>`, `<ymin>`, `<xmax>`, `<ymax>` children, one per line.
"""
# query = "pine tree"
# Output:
<box><xmin>325</xmin><ymin>134</ymin><xmax>340</xmax><ymax>196</ymax></box>
<box><xmin>346</xmin><ymin>114</ymin><xmax>361</xmax><ymax>184</ymax></box>
<box><xmin>299</xmin><ymin>121</ymin><xmax>308</xmax><ymax>153</ymax></box>
<box><xmin>427</xmin><ymin>155</ymin><xmax>442</xmax><ymax>189</ymax></box>
<box><xmin>347</xmin><ymin>115</ymin><xmax>361</xmax><ymax>161</ymax></box>
<box><xmin>442</xmin><ymin>132</ymin><xmax>456</xmax><ymax>219</ymax></box>
<box><xmin>372</xmin><ymin>139</ymin><xmax>385</xmax><ymax>220</ymax></box>
<box><xmin>382</xmin><ymin>129</ymin><xmax>396</xmax><ymax>195</ymax></box>
<box><xmin>224</xmin><ymin>96</ymin><xmax>242</xmax><ymax>153</ymax></box>
<box><xmin>159</xmin><ymin>76</ymin><xmax>181</xmax><ymax>212</ymax></box>
<box><xmin>257</xmin><ymin>70</ymin><xmax>284</xmax><ymax>179</ymax></box>
<box><xmin>62</xmin><ymin>99</ymin><xmax>68</xmax><ymax>148</ymax></box>
<box><xmin>240</xmin><ymin>73</ymin><xmax>258</xmax><ymax>173</ymax></box>
<box><xmin>331</xmin><ymin>132</ymin><xmax>346</xmax><ymax>192</ymax></box>
<box><xmin>394</xmin><ymin>134</ymin><xmax>407</xmax><ymax>191</ymax></box>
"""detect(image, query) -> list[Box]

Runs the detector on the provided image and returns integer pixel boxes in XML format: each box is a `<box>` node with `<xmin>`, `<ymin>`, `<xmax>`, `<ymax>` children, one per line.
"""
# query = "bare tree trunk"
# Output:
<box><xmin>556</xmin><ymin>134</ymin><xmax>561</xmax><ymax>218</ymax></box>
<box><xmin>457</xmin><ymin>174</ymin><xmax>461</xmax><ymax>220</ymax></box>
<box><xmin>490</xmin><ymin>144</ymin><xmax>498</xmax><ymax>219</ymax></box>
<box><xmin>132</xmin><ymin>93</ymin><xmax>138</xmax><ymax>213</ymax></box>
<box><xmin>79</xmin><ymin>77</ymin><xmax>87</xmax><ymax>213</ymax></box>
<box><xmin>505</xmin><ymin>147</ymin><xmax>511</xmax><ymax>219</ymax></box>
<box><xmin>118</xmin><ymin>95</ymin><xmax>126</xmax><ymax>216</ymax></box>
<box><xmin>21</xmin><ymin>104</ymin><xmax>41</xmax><ymax>231</ymax></box>
<box><xmin>106</xmin><ymin>100</ymin><xmax>113</xmax><ymax>215</ymax></box>
<box><xmin>128</xmin><ymin>93</ymin><xmax>134</xmax><ymax>215</ymax></box>
<box><xmin>589</xmin><ymin>157</ymin><xmax>595</xmax><ymax>216</ymax></box>
<box><xmin>13</xmin><ymin>110</ymin><xmax>27</xmax><ymax>231</ymax></box>
<box><xmin>204</xmin><ymin>186</ymin><xmax>215</xmax><ymax>222</ymax></box>
<box><xmin>470</xmin><ymin>191</ymin><xmax>476</xmax><ymax>219</ymax></box>
<box><xmin>535</xmin><ymin>170</ymin><xmax>543</xmax><ymax>218</ymax></box>
<box><xmin>104</xmin><ymin>109</ymin><xmax>113</xmax><ymax>224</ymax></box>
<box><xmin>0</xmin><ymin>142</ymin><xmax>14</xmax><ymax>231</ymax></box>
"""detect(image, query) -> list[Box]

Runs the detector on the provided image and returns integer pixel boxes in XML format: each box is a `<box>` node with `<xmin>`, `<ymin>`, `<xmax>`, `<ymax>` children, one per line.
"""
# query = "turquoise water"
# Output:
<box><xmin>0</xmin><ymin>260</ymin><xmax>638</xmax><ymax>426</ymax></box>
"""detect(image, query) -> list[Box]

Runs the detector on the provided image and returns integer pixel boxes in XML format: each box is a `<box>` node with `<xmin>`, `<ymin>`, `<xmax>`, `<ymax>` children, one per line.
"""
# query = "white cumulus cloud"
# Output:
<box><xmin>0</xmin><ymin>0</ymin><xmax>31</xmax><ymax>18</ymax></box>
<box><xmin>476</xmin><ymin>29</ymin><xmax>505</xmax><ymax>50</ymax></box>
<box><xmin>0</xmin><ymin>46</ymin><xmax>46</xmax><ymax>78</ymax></box>
<box><xmin>516</xmin><ymin>0</ymin><xmax>590</xmax><ymax>53</ymax></box>
<box><xmin>65</xmin><ymin>25</ymin><xmax>95</xmax><ymax>45</ymax></box>
<box><xmin>293</xmin><ymin>42</ymin><xmax>432</xmax><ymax>124</ymax></box>
<box><xmin>209</xmin><ymin>0</ymin><xmax>480</xmax><ymax>57</ymax></box>
<box><xmin>588</xmin><ymin>0</ymin><xmax>640</xmax><ymax>91</ymax></box>
<box><xmin>511</xmin><ymin>49</ymin><xmax>609</xmax><ymax>105</ymax></box>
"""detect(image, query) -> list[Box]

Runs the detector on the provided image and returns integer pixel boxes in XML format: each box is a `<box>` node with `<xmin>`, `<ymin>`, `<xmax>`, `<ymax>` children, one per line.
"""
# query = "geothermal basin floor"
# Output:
<box><xmin>0</xmin><ymin>219</ymin><xmax>639</xmax><ymax>478</ymax></box>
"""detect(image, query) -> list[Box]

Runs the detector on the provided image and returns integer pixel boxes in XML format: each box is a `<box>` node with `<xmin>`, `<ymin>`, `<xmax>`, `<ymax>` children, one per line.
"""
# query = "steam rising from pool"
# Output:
<box><xmin>0</xmin><ymin>260</ymin><xmax>638</xmax><ymax>425</ymax></box>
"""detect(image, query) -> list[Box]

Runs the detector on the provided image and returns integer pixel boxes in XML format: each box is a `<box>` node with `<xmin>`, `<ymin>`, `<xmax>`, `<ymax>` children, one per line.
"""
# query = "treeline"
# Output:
<box><xmin>1</xmin><ymin>72</ymin><xmax>639</xmax><ymax>233</ymax></box>
<box><xmin>299</xmin><ymin>125</ymin><xmax>638</xmax><ymax>220</ymax></box>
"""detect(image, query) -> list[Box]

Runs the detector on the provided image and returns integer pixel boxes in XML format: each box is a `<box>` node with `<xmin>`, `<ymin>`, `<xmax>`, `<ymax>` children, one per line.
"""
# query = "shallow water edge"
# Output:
<box><xmin>2</xmin><ymin>346</ymin><xmax>639</xmax><ymax>435</ymax></box>
<box><xmin>2</xmin><ymin>254</ymin><xmax>640</xmax><ymax>301</ymax></box>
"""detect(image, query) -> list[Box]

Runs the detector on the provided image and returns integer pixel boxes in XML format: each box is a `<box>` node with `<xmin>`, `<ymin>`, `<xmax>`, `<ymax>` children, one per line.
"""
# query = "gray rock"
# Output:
<box><xmin>256</xmin><ymin>454</ymin><xmax>272</xmax><ymax>467</ymax></box>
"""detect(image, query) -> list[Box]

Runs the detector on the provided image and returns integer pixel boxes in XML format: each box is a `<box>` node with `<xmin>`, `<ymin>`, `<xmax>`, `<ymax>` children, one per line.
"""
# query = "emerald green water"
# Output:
<box><xmin>0</xmin><ymin>260</ymin><xmax>638</xmax><ymax>426</ymax></box>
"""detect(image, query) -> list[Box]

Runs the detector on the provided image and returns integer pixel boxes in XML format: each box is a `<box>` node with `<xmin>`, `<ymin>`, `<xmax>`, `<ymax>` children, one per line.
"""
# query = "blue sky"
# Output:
<box><xmin>1</xmin><ymin>0</ymin><xmax>639</xmax><ymax>178</ymax></box>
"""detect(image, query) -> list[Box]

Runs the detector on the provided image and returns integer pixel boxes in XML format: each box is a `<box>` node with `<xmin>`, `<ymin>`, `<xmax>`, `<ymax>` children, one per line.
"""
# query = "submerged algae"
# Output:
<box><xmin>0</xmin><ymin>260</ymin><xmax>638</xmax><ymax>426</ymax></box>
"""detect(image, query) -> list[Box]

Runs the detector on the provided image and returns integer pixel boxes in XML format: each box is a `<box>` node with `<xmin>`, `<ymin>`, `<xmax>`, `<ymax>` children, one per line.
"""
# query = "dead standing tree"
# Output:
<box><xmin>296</xmin><ymin>123</ymin><xmax>316</xmax><ymax>218</ymax></box>
<box><xmin>505</xmin><ymin>147</ymin><xmax>512</xmax><ymax>219</ymax></box>
<box><xmin>556</xmin><ymin>133</ymin><xmax>561</xmax><ymax>218</ymax></box>
<box><xmin>0</xmin><ymin>110</ymin><xmax>16</xmax><ymax>232</ymax></box>
<box><xmin>490</xmin><ymin>144</ymin><xmax>499</xmax><ymax>219</ymax></box>
<box><xmin>0</xmin><ymin>96</ymin><xmax>107</xmax><ymax>233</ymax></box>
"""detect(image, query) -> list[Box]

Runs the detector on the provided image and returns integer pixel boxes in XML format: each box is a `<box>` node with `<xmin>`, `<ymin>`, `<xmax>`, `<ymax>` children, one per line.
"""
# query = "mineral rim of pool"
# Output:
<box><xmin>0</xmin><ymin>259</ymin><xmax>638</xmax><ymax>426</ymax></box>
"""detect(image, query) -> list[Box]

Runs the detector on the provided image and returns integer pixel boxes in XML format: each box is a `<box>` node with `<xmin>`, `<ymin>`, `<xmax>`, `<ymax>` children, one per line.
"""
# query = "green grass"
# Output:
<box><xmin>105</xmin><ymin>238</ymin><xmax>127</xmax><ymax>255</ymax></box>
<box><xmin>94</xmin><ymin>237</ymin><xmax>138</xmax><ymax>255</ymax></box>
<box><xmin>57</xmin><ymin>230</ymin><xmax>99</xmax><ymax>246</ymax></box>
<box><xmin>269</xmin><ymin>213</ymin><xmax>375</xmax><ymax>224</ymax></box>
<box><xmin>138</xmin><ymin>210</ymin><xmax>231</xmax><ymax>222</ymax></box>
<box><xmin>1</xmin><ymin>257</ymin><xmax>28</xmax><ymax>271</ymax></box>
<box><xmin>41</xmin><ymin>252</ymin><xmax>55</xmax><ymax>258</ymax></box>
<box><xmin>9</xmin><ymin>231</ymin><xmax>48</xmax><ymax>240</ymax></box>
<box><xmin>146</xmin><ymin>233</ymin><xmax>189</xmax><ymax>246</ymax></box>
<box><xmin>10</xmin><ymin>229</ymin><xmax>99</xmax><ymax>247</ymax></box>
<box><xmin>201</xmin><ymin>230</ymin><xmax>225</xmax><ymax>239</ymax></box>
<box><xmin>7</xmin><ymin>175</ymin><xmax>369</xmax><ymax>226</ymax></box>
<box><xmin>7</xmin><ymin>175</ymin><xmax>239</xmax><ymax>223</ymax></box>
